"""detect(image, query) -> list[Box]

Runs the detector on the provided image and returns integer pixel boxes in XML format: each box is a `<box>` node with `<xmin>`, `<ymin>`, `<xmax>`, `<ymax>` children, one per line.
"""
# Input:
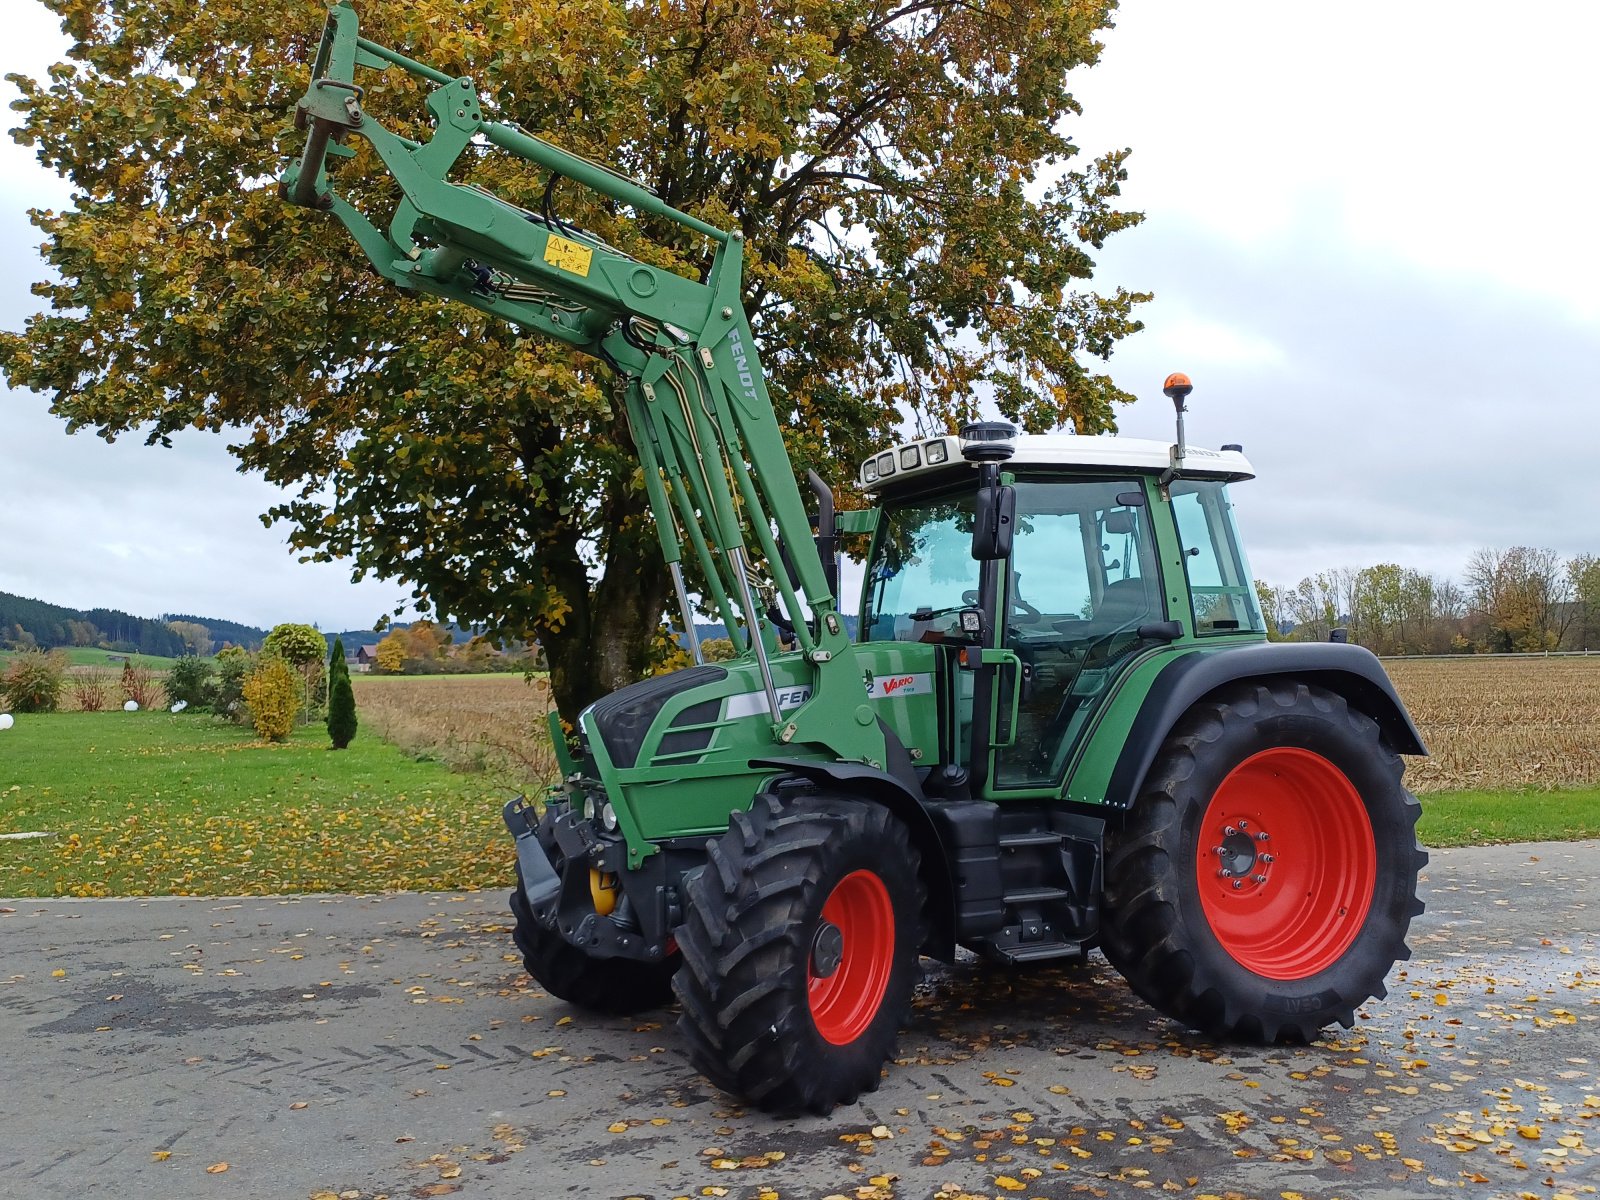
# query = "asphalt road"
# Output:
<box><xmin>3</xmin><ymin>840</ymin><xmax>1597</xmax><ymax>1200</ymax></box>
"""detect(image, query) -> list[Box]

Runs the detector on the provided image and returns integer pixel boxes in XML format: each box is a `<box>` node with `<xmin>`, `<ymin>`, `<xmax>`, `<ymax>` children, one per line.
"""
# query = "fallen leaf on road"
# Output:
<box><xmin>206</xmin><ymin>1162</ymin><xmax>229</xmax><ymax>1174</ymax></box>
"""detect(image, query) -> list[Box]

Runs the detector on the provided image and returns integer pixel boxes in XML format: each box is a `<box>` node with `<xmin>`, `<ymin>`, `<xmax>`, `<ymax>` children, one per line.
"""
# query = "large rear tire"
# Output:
<box><xmin>508</xmin><ymin>867</ymin><xmax>679</xmax><ymax>1015</ymax></box>
<box><xmin>673</xmin><ymin>792</ymin><xmax>926</xmax><ymax>1114</ymax></box>
<box><xmin>1101</xmin><ymin>680</ymin><xmax>1426</xmax><ymax>1041</ymax></box>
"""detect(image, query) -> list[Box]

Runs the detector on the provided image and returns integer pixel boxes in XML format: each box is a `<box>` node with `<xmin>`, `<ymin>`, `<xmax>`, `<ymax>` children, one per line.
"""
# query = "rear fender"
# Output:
<box><xmin>750</xmin><ymin>756</ymin><xmax>957</xmax><ymax>961</ymax></box>
<box><xmin>1107</xmin><ymin>642</ymin><xmax>1427</xmax><ymax>812</ymax></box>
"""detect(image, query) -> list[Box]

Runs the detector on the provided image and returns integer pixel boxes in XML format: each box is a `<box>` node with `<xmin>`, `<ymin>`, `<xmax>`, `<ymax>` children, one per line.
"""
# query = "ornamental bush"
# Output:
<box><xmin>213</xmin><ymin>646</ymin><xmax>252</xmax><ymax>721</ymax></box>
<box><xmin>2</xmin><ymin>650</ymin><xmax>66</xmax><ymax>713</ymax></box>
<box><xmin>165</xmin><ymin>655</ymin><xmax>216</xmax><ymax>710</ymax></box>
<box><xmin>241</xmin><ymin>656</ymin><xmax>299</xmax><ymax>742</ymax></box>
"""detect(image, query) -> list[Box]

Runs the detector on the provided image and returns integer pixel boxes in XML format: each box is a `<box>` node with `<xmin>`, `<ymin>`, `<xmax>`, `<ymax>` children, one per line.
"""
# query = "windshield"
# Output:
<box><xmin>861</xmin><ymin>492</ymin><xmax>980</xmax><ymax>642</ymax></box>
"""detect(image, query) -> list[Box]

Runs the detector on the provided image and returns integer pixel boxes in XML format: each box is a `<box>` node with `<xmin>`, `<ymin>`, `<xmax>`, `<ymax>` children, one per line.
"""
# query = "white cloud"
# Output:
<box><xmin>1073</xmin><ymin>1</ymin><xmax>1600</xmax><ymax>321</ymax></box>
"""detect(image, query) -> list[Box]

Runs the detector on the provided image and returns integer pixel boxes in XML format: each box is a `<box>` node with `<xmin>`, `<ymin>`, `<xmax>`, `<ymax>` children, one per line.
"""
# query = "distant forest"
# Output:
<box><xmin>0</xmin><ymin>589</ymin><xmax>482</xmax><ymax>659</ymax></box>
<box><xmin>0</xmin><ymin>591</ymin><xmax>269</xmax><ymax>657</ymax></box>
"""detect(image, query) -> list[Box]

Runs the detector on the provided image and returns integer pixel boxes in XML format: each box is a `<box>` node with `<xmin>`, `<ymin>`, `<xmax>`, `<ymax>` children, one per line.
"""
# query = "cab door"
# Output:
<box><xmin>989</xmin><ymin>477</ymin><xmax>1167</xmax><ymax>792</ymax></box>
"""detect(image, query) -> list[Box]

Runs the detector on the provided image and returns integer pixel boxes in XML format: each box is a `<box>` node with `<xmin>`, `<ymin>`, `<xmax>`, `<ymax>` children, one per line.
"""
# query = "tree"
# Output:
<box><xmin>327</xmin><ymin>636</ymin><xmax>358</xmax><ymax>749</ymax></box>
<box><xmin>1283</xmin><ymin>573</ymin><xmax>1342</xmax><ymax>644</ymax></box>
<box><xmin>374</xmin><ymin>631</ymin><xmax>407</xmax><ymax>675</ymax></box>
<box><xmin>262</xmin><ymin>622</ymin><xmax>327</xmax><ymax>718</ymax></box>
<box><xmin>700</xmin><ymin>637</ymin><xmax>738</xmax><ymax>662</ymax></box>
<box><xmin>1566</xmin><ymin>555</ymin><xmax>1600</xmax><ymax>651</ymax></box>
<box><xmin>1466</xmin><ymin>546</ymin><xmax>1568</xmax><ymax>653</ymax></box>
<box><xmin>166</xmin><ymin>620</ymin><xmax>213</xmax><ymax>657</ymax></box>
<box><xmin>2</xmin><ymin>0</ymin><xmax>1146</xmax><ymax>724</ymax></box>
<box><xmin>1252</xmin><ymin>581</ymin><xmax>1290</xmax><ymax>642</ymax></box>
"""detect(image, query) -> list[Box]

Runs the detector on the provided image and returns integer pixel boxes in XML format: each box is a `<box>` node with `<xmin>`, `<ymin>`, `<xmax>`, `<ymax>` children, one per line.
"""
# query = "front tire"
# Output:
<box><xmin>673</xmin><ymin>792</ymin><xmax>926</xmax><ymax>1114</ymax></box>
<box><xmin>1101</xmin><ymin>680</ymin><xmax>1427</xmax><ymax>1041</ymax></box>
<box><xmin>508</xmin><ymin>867</ymin><xmax>678</xmax><ymax>1015</ymax></box>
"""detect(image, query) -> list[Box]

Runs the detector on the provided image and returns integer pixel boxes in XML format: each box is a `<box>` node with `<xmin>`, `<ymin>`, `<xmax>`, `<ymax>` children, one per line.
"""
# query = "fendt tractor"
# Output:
<box><xmin>283</xmin><ymin>4</ymin><xmax>1428</xmax><ymax>1114</ymax></box>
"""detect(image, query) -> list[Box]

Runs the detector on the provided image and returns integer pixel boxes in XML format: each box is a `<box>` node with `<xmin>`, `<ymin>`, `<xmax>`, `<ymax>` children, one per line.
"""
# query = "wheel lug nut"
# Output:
<box><xmin>1217</xmin><ymin>869</ymin><xmax>1231</xmax><ymax>878</ymax></box>
<box><xmin>1224</xmin><ymin>826</ymin><xmax>1237</xmax><ymax>837</ymax></box>
<box><xmin>1231</xmin><ymin>879</ymin><xmax>1243</xmax><ymax>890</ymax></box>
<box><xmin>1237</xmin><ymin>819</ymin><xmax>1248</xmax><ymax>830</ymax></box>
<box><xmin>1260</xmin><ymin>854</ymin><xmax>1274</xmax><ymax>864</ymax></box>
<box><xmin>1252</xmin><ymin>874</ymin><xmax>1268</xmax><ymax>884</ymax></box>
<box><xmin>1255</xmin><ymin>831</ymin><xmax>1269</xmax><ymax>841</ymax></box>
<box><xmin>1214</xmin><ymin>846</ymin><xmax>1226</xmax><ymax>856</ymax></box>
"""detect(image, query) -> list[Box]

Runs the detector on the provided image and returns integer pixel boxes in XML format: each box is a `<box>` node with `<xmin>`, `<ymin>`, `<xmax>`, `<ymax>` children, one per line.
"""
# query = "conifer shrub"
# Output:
<box><xmin>327</xmin><ymin>637</ymin><xmax>357</xmax><ymax>749</ymax></box>
<box><xmin>241</xmin><ymin>656</ymin><xmax>300</xmax><ymax>742</ymax></box>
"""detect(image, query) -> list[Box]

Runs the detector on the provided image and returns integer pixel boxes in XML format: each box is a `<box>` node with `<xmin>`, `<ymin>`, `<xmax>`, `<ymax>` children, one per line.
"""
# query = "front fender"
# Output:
<box><xmin>1105</xmin><ymin>642</ymin><xmax>1427</xmax><ymax>811</ymax></box>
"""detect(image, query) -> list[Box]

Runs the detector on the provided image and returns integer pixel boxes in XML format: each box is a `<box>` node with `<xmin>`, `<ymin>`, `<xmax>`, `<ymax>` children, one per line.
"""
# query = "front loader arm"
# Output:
<box><xmin>280</xmin><ymin>3</ymin><xmax>884</xmax><ymax>765</ymax></box>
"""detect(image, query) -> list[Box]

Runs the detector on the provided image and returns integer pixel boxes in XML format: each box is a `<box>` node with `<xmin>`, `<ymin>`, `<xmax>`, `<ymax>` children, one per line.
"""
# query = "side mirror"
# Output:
<box><xmin>971</xmin><ymin>484</ymin><xmax>1015</xmax><ymax>560</ymax></box>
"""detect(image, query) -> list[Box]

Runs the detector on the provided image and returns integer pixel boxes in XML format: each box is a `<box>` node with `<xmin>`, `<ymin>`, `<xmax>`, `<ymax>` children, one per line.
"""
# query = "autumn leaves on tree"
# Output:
<box><xmin>2</xmin><ymin>0</ymin><xmax>1147</xmax><ymax>721</ymax></box>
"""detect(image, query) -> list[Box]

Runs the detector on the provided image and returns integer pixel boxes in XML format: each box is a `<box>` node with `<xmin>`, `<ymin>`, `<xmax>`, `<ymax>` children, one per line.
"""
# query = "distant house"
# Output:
<box><xmin>348</xmin><ymin>646</ymin><xmax>377</xmax><ymax>673</ymax></box>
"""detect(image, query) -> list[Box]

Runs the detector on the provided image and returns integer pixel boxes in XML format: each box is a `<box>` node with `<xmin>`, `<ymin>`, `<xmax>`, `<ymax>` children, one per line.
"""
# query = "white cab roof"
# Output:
<box><xmin>859</xmin><ymin>433</ymin><xmax>1255</xmax><ymax>492</ymax></box>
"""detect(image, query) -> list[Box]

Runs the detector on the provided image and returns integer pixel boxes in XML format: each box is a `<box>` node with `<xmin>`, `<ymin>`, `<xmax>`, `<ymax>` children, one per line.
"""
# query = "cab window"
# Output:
<box><xmin>860</xmin><ymin>493</ymin><xmax>979</xmax><ymax>642</ymax></box>
<box><xmin>1170</xmin><ymin>480</ymin><xmax>1265</xmax><ymax>635</ymax></box>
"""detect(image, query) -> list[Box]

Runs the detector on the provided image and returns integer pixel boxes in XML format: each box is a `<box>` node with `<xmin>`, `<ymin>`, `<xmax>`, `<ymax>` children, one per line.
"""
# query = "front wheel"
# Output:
<box><xmin>1101</xmin><ymin>680</ymin><xmax>1427</xmax><ymax>1041</ymax></box>
<box><xmin>673</xmin><ymin>792</ymin><xmax>926</xmax><ymax>1114</ymax></box>
<box><xmin>508</xmin><ymin>868</ymin><xmax>679</xmax><ymax>1015</ymax></box>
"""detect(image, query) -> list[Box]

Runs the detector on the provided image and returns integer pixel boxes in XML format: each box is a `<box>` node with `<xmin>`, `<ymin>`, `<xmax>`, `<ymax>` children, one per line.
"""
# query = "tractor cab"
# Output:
<box><xmin>851</xmin><ymin>424</ymin><xmax>1263</xmax><ymax>792</ymax></box>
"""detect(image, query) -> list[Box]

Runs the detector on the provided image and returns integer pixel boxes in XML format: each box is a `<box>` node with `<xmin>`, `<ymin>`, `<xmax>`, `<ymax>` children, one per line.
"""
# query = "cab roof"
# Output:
<box><xmin>859</xmin><ymin>432</ymin><xmax>1256</xmax><ymax>493</ymax></box>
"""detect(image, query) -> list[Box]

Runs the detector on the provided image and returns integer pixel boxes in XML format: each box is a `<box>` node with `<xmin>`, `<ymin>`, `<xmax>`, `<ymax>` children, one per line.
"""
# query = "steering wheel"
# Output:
<box><xmin>963</xmin><ymin>588</ymin><xmax>1041</xmax><ymax>620</ymax></box>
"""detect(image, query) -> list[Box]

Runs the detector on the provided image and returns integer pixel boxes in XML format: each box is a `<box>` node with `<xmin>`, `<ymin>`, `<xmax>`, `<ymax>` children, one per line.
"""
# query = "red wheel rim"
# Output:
<box><xmin>1195</xmin><ymin>747</ymin><xmax>1376</xmax><ymax>980</ymax></box>
<box><xmin>808</xmin><ymin>869</ymin><xmax>895</xmax><ymax>1045</ymax></box>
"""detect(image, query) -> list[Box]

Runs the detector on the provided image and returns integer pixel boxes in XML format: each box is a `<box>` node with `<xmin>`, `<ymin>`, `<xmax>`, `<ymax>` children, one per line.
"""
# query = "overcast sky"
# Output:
<box><xmin>2</xmin><ymin>1</ymin><xmax>1597</xmax><ymax>632</ymax></box>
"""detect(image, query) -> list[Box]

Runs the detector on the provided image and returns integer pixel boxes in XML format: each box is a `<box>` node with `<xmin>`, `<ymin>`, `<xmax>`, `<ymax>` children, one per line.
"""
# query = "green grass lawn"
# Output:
<box><xmin>0</xmin><ymin>647</ymin><xmax>188</xmax><ymax>669</ymax></box>
<box><xmin>1</xmin><ymin>711</ymin><xmax>1595</xmax><ymax>899</ymax></box>
<box><xmin>1416</xmin><ymin>787</ymin><xmax>1600</xmax><ymax>848</ymax></box>
<box><xmin>0</xmin><ymin>712</ymin><xmax>513</xmax><ymax>898</ymax></box>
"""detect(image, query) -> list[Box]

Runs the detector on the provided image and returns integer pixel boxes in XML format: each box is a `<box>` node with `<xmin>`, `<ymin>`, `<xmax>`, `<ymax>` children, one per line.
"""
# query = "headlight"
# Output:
<box><xmin>863</xmin><ymin>459</ymin><xmax>879</xmax><ymax>483</ymax></box>
<box><xmin>899</xmin><ymin>445</ymin><xmax>920</xmax><ymax>470</ymax></box>
<box><xmin>876</xmin><ymin>451</ymin><xmax>896</xmax><ymax>477</ymax></box>
<box><xmin>582</xmin><ymin>794</ymin><xmax>598</xmax><ymax>822</ymax></box>
<box><xmin>601</xmin><ymin>803</ymin><xmax>619</xmax><ymax>832</ymax></box>
<box><xmin>925</xmin><ymin>439</ymin><xmax>949</xmax><ymax>464</ymax></box>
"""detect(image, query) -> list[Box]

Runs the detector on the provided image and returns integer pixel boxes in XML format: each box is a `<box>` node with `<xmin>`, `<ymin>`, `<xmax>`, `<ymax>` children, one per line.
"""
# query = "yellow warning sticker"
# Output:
<box><xmin>543</xmin><ymin>234</ymin><xmax>592</xmax><ymax>277</ymax></box>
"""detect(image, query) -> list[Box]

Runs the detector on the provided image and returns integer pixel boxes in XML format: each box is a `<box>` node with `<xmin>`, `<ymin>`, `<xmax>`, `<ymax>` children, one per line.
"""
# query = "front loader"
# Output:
<box><xmin>282</xmin><ymin>3</ymin><xmax>1428</xmax><ymax>1115</ymax></box>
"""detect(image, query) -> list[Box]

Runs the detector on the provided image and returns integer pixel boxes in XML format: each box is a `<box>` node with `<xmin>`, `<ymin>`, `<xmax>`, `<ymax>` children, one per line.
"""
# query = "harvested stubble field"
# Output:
<box><xmin>353</xmin><ymin>673</ymin><xmax>558</xmax><ymax>793</ymax></box>
<box><xmin>1385</xmin><ymin>655</ymin><xmax>1600</xmax><ymax>792</ymax></box>
<box><xmin>352</xmin><ymin>655</ymin><xmax>1600</xmax><ymax>798</ymax></box>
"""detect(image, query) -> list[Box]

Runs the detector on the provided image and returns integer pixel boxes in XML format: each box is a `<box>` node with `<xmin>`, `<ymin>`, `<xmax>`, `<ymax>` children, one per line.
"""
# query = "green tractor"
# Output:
<box><xmin>283</xmin><ymin>4</ymin><xmax>1427</xmax><ymax>1115</ymax></box>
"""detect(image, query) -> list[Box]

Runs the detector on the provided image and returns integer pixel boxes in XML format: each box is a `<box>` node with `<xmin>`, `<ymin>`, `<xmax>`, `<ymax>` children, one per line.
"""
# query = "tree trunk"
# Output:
<box><xmin>539</xmin><ymin>538</ymin><xmax>672</xmax><ymax>725</ymax></box>
<box><xmin>531</xmin><ymin>409</ymin><xmax>675</xmax><ymax>726</ymax></box>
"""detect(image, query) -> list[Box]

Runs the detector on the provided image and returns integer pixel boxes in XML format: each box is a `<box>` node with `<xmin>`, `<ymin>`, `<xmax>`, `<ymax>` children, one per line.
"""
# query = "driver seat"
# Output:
<box><xmin>1086</xmin><ymin>576</ymin><xmax>1151</xmax><ymax>636</ymax></box>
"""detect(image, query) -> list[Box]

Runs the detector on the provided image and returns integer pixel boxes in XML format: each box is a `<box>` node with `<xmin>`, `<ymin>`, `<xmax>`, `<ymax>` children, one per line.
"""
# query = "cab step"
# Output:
<box><xmin>1003</xmin><ymin>885</ymin><xmax>1073</xmax><ymax>906</ymax></box>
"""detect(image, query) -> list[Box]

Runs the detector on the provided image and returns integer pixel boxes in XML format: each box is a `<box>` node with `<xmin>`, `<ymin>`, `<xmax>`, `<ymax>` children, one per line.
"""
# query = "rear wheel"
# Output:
<box><xmin>674</xmin><ymin>792</ymin><xmax>925</xmax><ymax>1114</ymax></box>
<box><xmin>508</xmin><ymin>866</ymin><xmax>678</xmax><ymax>1015</ymax></box>
<box><xmin>1101</xmin><ymin>680</ymin><xmax>1426</xmax><ymax>1040</ymax></box>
